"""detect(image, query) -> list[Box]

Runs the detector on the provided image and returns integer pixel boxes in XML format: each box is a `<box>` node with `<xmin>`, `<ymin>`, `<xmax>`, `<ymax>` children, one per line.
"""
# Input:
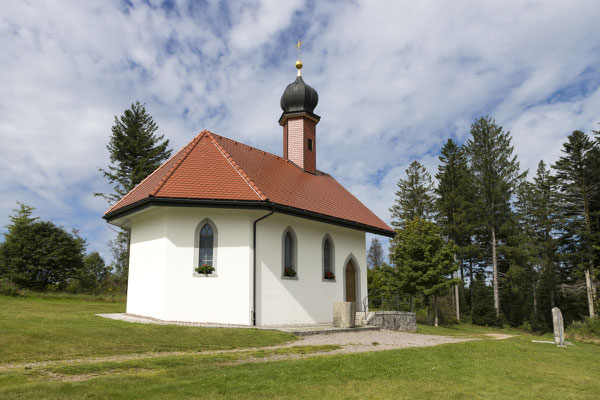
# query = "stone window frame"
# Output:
<box><xmin>322</xmin><ymin>234</ymin><xmax>336</xmax><ymax>282</ymax></box>
<box><xmin>281</xmin><ymin>226</ymin><xmax>298</xmax><ymax>280</ymax></box>
<box><xmin>193</xmin><ymin>218</ymin><xmax>218</xmax><ymax>278</ymax></box>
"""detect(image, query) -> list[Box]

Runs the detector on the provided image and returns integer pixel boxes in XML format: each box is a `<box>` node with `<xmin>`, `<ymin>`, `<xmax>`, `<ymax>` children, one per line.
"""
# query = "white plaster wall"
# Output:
<box><xmin>256</xmin><ymin>213</ymin><xmax>367</xmax><ymax>326</ymax></box>
<box><xmin>126</xmin><ymin>206</ymin><xmax>368</xmax><ymax>326</ymax></box>
<box><xmin>127</xmin><ymin>209</ymin><xmax>168</xmax><ymax>319</ymax></box>
<box><xmin>126</xmin><ymin>207</ymin><xmax>255</xmax><ymax>325</ymax></box>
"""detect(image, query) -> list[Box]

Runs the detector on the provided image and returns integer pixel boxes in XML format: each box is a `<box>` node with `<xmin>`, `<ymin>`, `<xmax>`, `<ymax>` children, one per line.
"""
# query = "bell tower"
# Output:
<box><xmin>279</xmin><ymin>40</ymin><xmax>320</xmax><ymax>174</ymax></box>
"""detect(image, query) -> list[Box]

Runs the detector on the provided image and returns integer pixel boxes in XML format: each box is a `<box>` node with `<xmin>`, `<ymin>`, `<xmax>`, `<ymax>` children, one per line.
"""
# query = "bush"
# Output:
<box><xmin>0</xmin><ymin>278</ymin><xmax>21</xmax><ymax>296</ymax></box>
<box><xmin>567</xmin><ymin>316</ymin><xmax>600</xmax><ymax>342</ymax></box>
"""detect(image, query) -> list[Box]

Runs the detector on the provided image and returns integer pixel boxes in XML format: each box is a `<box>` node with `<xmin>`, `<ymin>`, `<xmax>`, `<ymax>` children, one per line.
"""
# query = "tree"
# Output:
<box><xmin>0</xmin><ymin>204</ymin><xmax>86</xmax><ymax>291</ymax></box>
<box><xmin>467</xmin><ymin>116</ymin><xmax>524</xmax><ymax>318</ymax></box>
<box><xmin>367</xmin><ymin>237</ymin><xmax>384</xmax><ymax>269</ymax></box>
<box><xmin>553</xmin><ymin>130</ymin><xmax>599</xmax><ymax>317</ymax></box>
<box><xmin>78</xmin><ymin>252</ymin><xmax>109</xmax><ymax>291</ymax></box>
<box><xmin>390</xmin><ymin>161</ymin><xmax>435</xmax><ymax>229</ymax></box>
<box><xmin>389</xmin><ymin>218</ymin><xmax>458</xmax><ymax>326</ymax></box>
<box><xmin>96</xmin><ymin>101</ymin><xmax>172</xmax><ymax>285</ymax></box>
<box><xmin>97</xmin><ymin>101</ymin><xmax>172</xmax><ymax>203</ymax></box>
<box><xmin>435</xmin><ymin>138</ymin><xmax>476</xmax><ymax>321</ymax></box>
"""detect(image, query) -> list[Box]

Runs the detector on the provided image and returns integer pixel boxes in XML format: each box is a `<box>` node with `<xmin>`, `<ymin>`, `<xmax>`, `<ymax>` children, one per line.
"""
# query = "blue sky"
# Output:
<box><xmin>1</xmin><ymin>0</ymin><xmax>600</xmax><ymax>263</ymax></box>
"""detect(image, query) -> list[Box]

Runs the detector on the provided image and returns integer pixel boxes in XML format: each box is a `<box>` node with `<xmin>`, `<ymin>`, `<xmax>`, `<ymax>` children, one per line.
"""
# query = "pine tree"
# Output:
<box><xmin>367</xmin><ymin>237</ymin><xmax>384</xmax><ymax>269</ymax></box>
<box><xmin>531</xmin><ymin>161</ymin><xmax>560</xmax><ymax>313</ymax></box>
<box><xmin>389</xmin><ymin>218</ymin><xmax>458</xmax><ymax>326</ymax></box>
<box><xmin>466</xmin><ymin>116</ymin><xmax>525</xmax><ymax>318</ymax></box>
<box><xmin>390</xmin><ymin>161</ymin><xmax>435</xmax><ymax>229</ymax></box>
<box><xmin>435</xmin><ymin>139</ymin><xmax>476</xmax><ymax>321</ymax></box>
<box><xmin>553</xmin><ymin>130</ymin><xmax>599</xmax><ymax>317</ymax></box>
<box><xmin>97</xmin><ymin>101</ymin><xmax>172</xmax><ymax>203</ymax></box>
<box><xmin>96</xmin><ymin>101</ymin><xmax>172</xmax><ymax>286</ymax></box>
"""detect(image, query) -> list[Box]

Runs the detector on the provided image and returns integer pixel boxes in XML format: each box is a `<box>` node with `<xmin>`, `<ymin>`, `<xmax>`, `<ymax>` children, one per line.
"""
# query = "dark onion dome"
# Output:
<box><xmin>280</xmin><ymin>76</ymin><xmax>319</xmax><ymax>114</ymax></box>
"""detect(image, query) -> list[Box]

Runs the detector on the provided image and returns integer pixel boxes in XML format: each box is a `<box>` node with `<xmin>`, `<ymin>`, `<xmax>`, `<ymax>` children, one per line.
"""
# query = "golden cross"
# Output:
<box><xmin>296</xmin><ymin>39</ymin><xmax>303</xmax><ymax>59</ymax></box>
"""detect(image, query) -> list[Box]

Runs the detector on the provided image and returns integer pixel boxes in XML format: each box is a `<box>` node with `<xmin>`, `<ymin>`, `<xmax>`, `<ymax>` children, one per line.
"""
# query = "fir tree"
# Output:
<box><xmin>390</xmin><ymin>160</ymin><xmax>435</xmax><ymax>229</ymax></box>
<box><xmin>97</xmin><ymin>101</ymin><xmax>172</xmax><ymax>204</ymax></box>
<box><xmin>389</xmin><ymin>218</ymin><xmax>458</xmax><ymax>326</ymax></box>
<box><xmin>367</xmin><ymin>237</ymin><xmax>384</xmax><ymax>269</ymax></box>
<box><xmin>466</xmin><ymin>116</ymin><xmax>525</xmax><ymax>318</ymax></box>
<box><xmin>435</xmin><ymin>138</ymin><xmax>476</xmax><ymax>321</ymax></box>
<box><xmin>553</xmin><ymin>130</ymin><xmax>599</xmax><ymax>317</ymax></box>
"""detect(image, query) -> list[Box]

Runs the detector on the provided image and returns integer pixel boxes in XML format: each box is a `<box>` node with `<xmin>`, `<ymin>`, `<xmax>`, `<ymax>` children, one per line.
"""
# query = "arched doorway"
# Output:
<box><xmin>345</xmin><ymin>259</ymin><xmax>356</xmax><ymax>304</ymax></box>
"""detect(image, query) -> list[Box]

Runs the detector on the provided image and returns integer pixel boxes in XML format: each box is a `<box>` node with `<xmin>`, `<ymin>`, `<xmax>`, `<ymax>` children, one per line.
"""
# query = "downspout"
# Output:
<box><xmin>252</xmin><ymin>208</ymin><xmax>275</xmax><ymax>326</ymax></box>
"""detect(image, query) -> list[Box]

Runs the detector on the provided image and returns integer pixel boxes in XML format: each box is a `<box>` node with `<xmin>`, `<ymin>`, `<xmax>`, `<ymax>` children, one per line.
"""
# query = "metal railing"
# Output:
<box><xmin>362</xmin><ymin>291</ymin><xmax>413</xmax><ymax>314</ymax></box>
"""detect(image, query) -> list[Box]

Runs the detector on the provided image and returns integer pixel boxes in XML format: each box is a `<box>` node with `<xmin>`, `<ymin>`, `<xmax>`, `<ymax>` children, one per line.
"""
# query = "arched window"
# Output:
<box><xmin>199</xmin><ymin>224</ymin><xmax>214</xmax><ymax>266</ymax></box>
<box><xmin>282</xmin><ymin>227</ymin><xmax>297</xmax><ymax>279</ymax></box>
<box><xmin>322</xmin><ymin>235</ymin><xmax>335</xmax><ymax>280</ymax></box>
<box><xmin>194</xmin><ymin>219</ymin><xmax>218</xmax><ymax>276</ymax></box>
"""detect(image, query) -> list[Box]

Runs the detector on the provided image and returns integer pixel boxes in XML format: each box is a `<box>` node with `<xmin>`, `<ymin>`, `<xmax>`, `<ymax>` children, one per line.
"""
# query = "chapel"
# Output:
<box><xmin>103</xmin><ymin>51</ymin><xmax>393</xmax><ymax>326</ymax></box>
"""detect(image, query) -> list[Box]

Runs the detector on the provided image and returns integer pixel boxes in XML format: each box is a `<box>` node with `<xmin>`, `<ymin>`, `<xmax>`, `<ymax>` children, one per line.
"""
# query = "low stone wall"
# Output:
<box><xmin>365</xmin><ymin>311</ymin><xmax>416</xmax><ymax>332</ymax></box>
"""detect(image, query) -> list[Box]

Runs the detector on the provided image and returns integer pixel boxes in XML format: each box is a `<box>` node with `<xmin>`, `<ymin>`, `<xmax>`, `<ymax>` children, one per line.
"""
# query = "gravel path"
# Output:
<box><xmin>1</xmin><ymin>330</ymin><xmax>475</xmax><ymax>371</ymax></box>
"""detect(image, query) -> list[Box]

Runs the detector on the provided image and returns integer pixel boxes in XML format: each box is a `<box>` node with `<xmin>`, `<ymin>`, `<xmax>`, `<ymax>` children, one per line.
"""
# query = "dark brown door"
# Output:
<box><xmin>345</xmin><ymin>260</ymin><xmax>356</xmax><ymax>302</ymax></box>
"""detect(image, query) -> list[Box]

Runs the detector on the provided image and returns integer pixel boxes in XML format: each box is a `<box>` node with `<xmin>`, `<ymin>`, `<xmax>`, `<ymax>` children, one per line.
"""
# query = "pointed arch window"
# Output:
<box><xmin>282</xmin><ymin>227</ymin><xmax>298</xmax><ymax>279</ymax></box>
<box><xmin>194</xmin><ymin>219</ymin><xmax>218</xmax><ymax>276</ymax></box>
<box><xmin>322</xmin><ymin>235</ymin><xmax>335</xmax><ymax>280</ymax></box>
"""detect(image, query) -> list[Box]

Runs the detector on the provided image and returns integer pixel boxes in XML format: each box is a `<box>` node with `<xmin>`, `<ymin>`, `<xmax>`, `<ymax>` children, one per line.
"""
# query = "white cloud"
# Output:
<box><xmin>1</xmin><ymin>0</ymin><xmax>599</xmax><ymax>262</ymax></box>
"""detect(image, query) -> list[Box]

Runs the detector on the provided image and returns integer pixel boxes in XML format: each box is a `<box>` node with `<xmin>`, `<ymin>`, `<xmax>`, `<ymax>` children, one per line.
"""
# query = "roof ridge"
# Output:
<box><xmin>207</xmin><ymin>131</ymin><xmax>268</xmax><ymax>200</ymax></box>
<box><xmin>151</xmin><ymin>130</ymin><xmax>207</xmax><ymax>197</ymax></box>
<box><xmin>105</xmin><ymin>132</ymin><xmax>206</xmax><ymax>214</ymax></box>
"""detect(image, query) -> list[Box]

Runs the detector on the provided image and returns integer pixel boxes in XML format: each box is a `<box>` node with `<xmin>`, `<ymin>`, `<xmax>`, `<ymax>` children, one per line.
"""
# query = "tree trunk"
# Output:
<box><xmin>453</xmin><ymin>254</ymin><xmax>460</xmax><ymax>322</ymax></box>
<box><xmin>532</xmin><ymin>273</ymin><xmax>537</xmax><ymax>316</ymax></box>
<box><xmin>585</xmin><ymin>268</ymin><xmax>595</xmax><ymax>318</ymax></box>
<box><xmin>469</xmin><ymin>259</ymin><xmax>474</xmax><ymax>308</ymax></box>
<box><xmin>434</xmin><ymin>295</ymin><xmax>439</xmax><ymax>327</ymax></box>
<box><xmin>491</xmin><ymin>226</ymin><xmax>500</xmax><ymax>317</ymax></box>
<box><xmin>427</xmin><ymin>299</ymin><xmax>433</xmax><ymax>326</ymax></box>
<box><xmin>580</xmin><ymin>181</ymin><xmax>595</xmax><ymax>317</ymax></box>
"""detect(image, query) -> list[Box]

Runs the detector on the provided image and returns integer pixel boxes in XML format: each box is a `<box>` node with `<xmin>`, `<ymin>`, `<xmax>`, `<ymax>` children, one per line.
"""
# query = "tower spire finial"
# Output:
<box><xmin>295</xmin><ymin>39</ymin><xmax>303</xmax><ymax>76</ymax></box>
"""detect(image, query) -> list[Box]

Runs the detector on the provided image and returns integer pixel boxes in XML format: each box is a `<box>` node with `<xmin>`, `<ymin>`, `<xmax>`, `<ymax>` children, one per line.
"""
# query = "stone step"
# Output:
<box><xmin>355</xmin><ymin>312</ymin><xmax>366</xmax><ymax>325</ymax></box>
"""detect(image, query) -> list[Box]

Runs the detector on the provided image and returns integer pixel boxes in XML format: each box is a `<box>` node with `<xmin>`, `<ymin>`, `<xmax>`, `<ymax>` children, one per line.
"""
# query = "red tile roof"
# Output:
<box><xmin>105</xmin><ymin>130</ymin><xmax>393</xmax><ymax>235</ymax></box>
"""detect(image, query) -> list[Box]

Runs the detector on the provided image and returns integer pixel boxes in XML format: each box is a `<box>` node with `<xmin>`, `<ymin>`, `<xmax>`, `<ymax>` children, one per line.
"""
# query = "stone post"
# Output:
<box><xmin>551</xmin><ymin>307</ymin><xmax>565</xmax><ymax>347</ymax></box>
<box><xmin>333</xmin><ymin>302</ymin><xmax>356</xmax><ymax>328</ymax></box>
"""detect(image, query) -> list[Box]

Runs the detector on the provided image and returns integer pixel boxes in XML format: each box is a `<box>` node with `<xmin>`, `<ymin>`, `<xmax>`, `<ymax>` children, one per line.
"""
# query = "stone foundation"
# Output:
<box><xmin>365</xmin><ymin>311</ymin><xmax>416</xmax><ymax>331</ymax></box>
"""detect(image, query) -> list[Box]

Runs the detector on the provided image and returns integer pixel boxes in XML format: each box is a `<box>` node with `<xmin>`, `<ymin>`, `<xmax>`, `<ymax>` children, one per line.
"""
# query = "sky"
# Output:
<box><xmin>1</xmin><ymin>0</ymin><xmax>600</xmax><ymax>263</ymax></box>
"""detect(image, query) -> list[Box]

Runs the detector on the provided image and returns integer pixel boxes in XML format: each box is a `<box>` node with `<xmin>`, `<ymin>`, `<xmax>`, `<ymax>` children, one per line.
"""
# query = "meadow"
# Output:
<box><xmin>1</xmin><ymin>295</ymin><xmax>599</xmax><ymax>399</ymax></box>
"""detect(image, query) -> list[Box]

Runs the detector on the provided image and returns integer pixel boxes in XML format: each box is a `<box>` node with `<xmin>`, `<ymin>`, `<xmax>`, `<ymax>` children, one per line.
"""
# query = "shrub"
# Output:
<box><xmin>0</xmin><ymin>278</ymin><xmax>21</xmax><ymax>296</ymax></box>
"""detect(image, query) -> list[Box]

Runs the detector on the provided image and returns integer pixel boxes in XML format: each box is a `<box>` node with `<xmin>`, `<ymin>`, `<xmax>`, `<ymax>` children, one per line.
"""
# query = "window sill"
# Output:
<box><xmin>281</xmin><ymin>276</ymin><xmax>299</xmax><ymax>281</ymax></box>
<box><xmin>193</xmin><ymin>272</ymin><xmax>219</xmax><ymax>278</ymax></box>
<box><xmin>322</xmin><ymin>278</ymin><xmax>336</xmax><ymax>282</ymax></box>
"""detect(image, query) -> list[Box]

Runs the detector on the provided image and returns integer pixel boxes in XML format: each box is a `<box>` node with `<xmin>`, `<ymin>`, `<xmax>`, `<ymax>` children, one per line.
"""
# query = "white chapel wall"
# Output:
<box><xmin>162</xmin><ymin>207</ymin><xmax>254</xmax><ymax>324</ymax></box>
<box><xmin>127</xmin><ymin>206</ymin><xmax>254</xmax><ymax>325</ymax></box>
<box><xmin>127</xmin><ymin>208</ymin><xmax>168</xmax><ymax>319</ymax></box>
<box><xmin>256</xmin><ymin>213</ymin><xmax>367</xmax><ymax>326</ymax></box>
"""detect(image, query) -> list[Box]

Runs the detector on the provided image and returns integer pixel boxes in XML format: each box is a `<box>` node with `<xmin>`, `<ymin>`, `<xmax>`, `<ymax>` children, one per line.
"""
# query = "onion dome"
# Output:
<box><xmin>280</xmin><ymin>76</ymin><xmax>319</xmax><ymax>114</ymax></box>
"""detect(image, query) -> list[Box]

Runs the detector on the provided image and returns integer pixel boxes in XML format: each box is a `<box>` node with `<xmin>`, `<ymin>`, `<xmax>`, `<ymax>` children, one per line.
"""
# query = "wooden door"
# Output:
<box><xmin>345</xmin><ymin>260</ymin><xmax>356</xmax><ymax>303</ymax></box>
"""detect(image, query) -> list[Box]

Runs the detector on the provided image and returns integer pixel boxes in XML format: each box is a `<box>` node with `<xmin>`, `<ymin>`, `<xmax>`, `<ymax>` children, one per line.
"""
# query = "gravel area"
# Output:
<box><xmin>298</xmin><ymin>330</ymin><xmax>474</xmax><ymax>353</ymax></box>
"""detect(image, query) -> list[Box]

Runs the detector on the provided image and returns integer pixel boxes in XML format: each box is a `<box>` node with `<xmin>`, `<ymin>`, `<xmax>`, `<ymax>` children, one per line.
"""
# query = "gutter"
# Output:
<box><xmin>103</xmin><ymin>197</ymin><xmax>394</xmax><ymax>237</ymax></box>
<box><xmin>252</xmin><ymin>208</ymin><xmax>275</xmax><ymax>326</ymax></box>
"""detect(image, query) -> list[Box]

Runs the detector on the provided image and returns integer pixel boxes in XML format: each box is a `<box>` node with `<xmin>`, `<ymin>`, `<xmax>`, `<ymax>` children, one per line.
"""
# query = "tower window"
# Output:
<box><xmin>307</xmin><ymin>138</ymin><xmax>313</xmax><ymax>151</ymax></box>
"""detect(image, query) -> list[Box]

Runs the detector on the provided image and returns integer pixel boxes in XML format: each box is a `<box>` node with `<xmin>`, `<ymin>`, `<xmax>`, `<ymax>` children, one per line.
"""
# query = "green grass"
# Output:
<box><xmin>0</xmin><ymin>295</ymin><xmax>294</xmax><ymax>364</ymax></box>
<box><xmin>1</xmin><ymin>295</ymin><xmax>599</xmax><ymax>399</ymax></box>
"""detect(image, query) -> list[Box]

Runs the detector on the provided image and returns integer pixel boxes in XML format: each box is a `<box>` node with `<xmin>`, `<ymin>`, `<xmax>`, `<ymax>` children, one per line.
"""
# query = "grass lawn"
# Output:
<box><xmin>0</xmin><ymin>295</ymin><xmax>294</xmax><ymax>363</ymax></box>
<box><xmin>1</xmin><ymin>295</ymin><xmax>599</xmax><ymax>399</ymax></box>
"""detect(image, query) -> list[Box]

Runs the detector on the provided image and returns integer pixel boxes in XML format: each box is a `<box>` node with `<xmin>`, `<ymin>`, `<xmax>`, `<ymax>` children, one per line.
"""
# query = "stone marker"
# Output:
<box><xmin>333</xmin><ymin>302</ymin><xmax>356</xmax><ymax>328</ymax></box>
<box><xmin>552</xmin><ymin>307</ymin><xmax>565</xmax><ymax>347</ymax></box>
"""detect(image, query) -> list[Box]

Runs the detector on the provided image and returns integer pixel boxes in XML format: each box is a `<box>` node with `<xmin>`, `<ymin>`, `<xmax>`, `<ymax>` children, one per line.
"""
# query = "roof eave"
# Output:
<box><xmin>103</xmin><ymin>197</ymin><xmax>394</xmax><ymax>237</ymax></box>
